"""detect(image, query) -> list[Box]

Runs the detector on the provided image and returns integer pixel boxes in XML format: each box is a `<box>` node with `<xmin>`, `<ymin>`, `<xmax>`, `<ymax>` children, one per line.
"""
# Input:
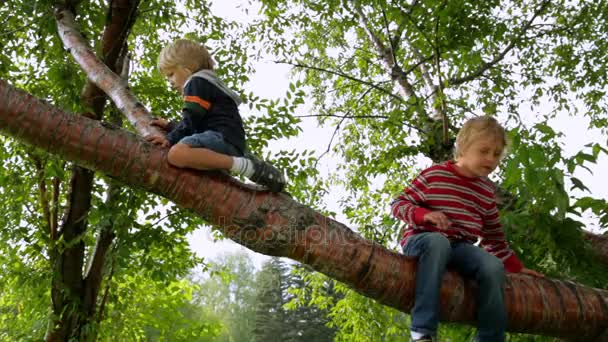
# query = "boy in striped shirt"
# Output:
<box><xmin>145</xmin><ymin>39</ymin><xmax>285</xmax><ymax>192</ymax></box>
<box><xmin>391</xmin><ymin>116</ymin><xmax>542</xmax><ymax>342</ymax></box>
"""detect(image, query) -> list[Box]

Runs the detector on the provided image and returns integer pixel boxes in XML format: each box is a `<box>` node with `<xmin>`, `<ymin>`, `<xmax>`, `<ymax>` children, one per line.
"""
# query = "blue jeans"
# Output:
<box><xmin>179</xmin><ymin>130</ymin><xmax>242</xmax><ymax>157</ymax></box>
<box><xmin>402</xmin><ymin>232</ymin><xmax>506</xmax><ymax>341</ymax></box>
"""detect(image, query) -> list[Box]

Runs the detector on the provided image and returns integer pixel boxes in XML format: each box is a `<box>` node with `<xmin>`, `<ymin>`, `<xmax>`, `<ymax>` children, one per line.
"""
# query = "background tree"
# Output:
<box><xmin>252</xmin><ymin>257</ymin><xmax>290</xmax><ymax>341</ymax></box>
<box><xmin>193</xmin><ymin>251</ymin><xmax>258</xmax><ymax>342</ymax></box>
<box><xmin>284</xmin><ymin>263</ymin><xmax>338</xmax><ymax>342</ymax></box>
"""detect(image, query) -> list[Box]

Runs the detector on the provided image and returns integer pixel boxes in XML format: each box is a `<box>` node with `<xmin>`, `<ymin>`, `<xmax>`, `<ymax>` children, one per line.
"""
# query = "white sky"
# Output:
<box><xmin>187</xmin><ymin>0</ymin><xmax>608</xmax><ymax>269</ymax></box>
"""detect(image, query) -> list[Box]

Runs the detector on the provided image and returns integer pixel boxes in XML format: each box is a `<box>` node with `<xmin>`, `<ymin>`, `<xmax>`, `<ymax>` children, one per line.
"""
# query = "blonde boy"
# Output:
<box><xmin>146</xmin><ymin>39</ymin><xmax>285</xmax><ymax>192</ymax></box>
<box><xmin>390</xmin><ymin>116</ymin><xmax>542</xmax><ymax>342</ymax></box>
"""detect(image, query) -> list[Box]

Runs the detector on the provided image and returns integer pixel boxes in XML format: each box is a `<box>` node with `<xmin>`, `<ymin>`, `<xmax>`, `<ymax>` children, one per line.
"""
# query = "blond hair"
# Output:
<box><xmin>158</xmin><ymin>39</ymin><xmax>214</xmax><ymax>75</ymax></box>
<box><xmin>454</xmin><ymin>116</ymin><xmax>507</xmax><ymax>158</ymax></box>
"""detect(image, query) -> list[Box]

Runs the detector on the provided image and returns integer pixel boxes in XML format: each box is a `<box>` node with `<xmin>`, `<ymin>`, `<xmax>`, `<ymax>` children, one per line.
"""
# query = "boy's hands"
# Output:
<box><xmin>520</xmin><ymin>267</ymin><xmax>544</xmax><ymax>278</ymax></box>
<box><xmin>145</xmin><ymin>118</ymin><xmax>170</xmax><ymax>147</ymax></box>
<box><xmin>423</xmin><ymin>211</ymin><xmax>451</xmax><ymax>229</ymax></box>
<box><xmin>150</xmin><ymin>118</ymin><xmax>170</xmax><ymax>131</ymax></box>
<box><xmin>145</xmin><ymin>134</ymin><xmax>170</xmax><ymax>147</ymax></box>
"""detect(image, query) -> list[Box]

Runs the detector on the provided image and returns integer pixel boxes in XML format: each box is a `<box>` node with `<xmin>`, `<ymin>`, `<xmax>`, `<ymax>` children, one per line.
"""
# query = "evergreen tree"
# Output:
<box><xmin>252</xmin><ymin>258</ymin><xmax>290</xmax><ymax>341</ymax></box>
<box><xmin>284</xmin><ymin>264</ymin><xmax>337</xmax><ymax>342</ymax></box>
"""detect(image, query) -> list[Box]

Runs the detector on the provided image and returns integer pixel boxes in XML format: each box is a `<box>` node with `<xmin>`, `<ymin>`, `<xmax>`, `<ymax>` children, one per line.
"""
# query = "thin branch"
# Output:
<box><xmin>434</xmin><ymin>1</ymin><xmax>449</xmax><ymax>144</ymax></box>
<box><xmin>399</xmin><ymin>7</ymin><xmax>435</xmax><ymax>50</ymax></box>
<box><xmin>314</xmin><ymin>87</ymin><xmax>375</xmax><ymax>167</ymax></box>
<box><xmin>296</xmin><ymin>114</ymin><xmax>388</xmax><ymax>119</ymax></box>
<box><xmin>448</xmin><ymin>0</ymin><xmax>551</xmax><ymax>85</ymax></box>
<box><xmin>351</xmin><ymin>3</ymin><xmax>419</xmax><ymax>100</ymax></box>
<box><xmin>381</xmin><ymin>7</ymin><xmax>400</xmax><ymax>74</ymax></box>
<box><xmin>96</xmin><ymin>243</ymin><xmax>118</xmax><ymax>325</ymax></box>
<box><xmin>298</xmin><ymin>113</ymin><xmax>422</xmax><ymax>133</ymax></box>
<box><xmin>150</xmin><ymin>211</ymin><xmax>182</xmax><ymax>227</ymax></box>
<box><xmin>32</xmin><ymin>155</ymin><xmax>52</xmax><ymax>235</ymax></box>
<box><xmin>0</xmin><ymin>3</ymin><xmax>47</xmax><ymax>37</ymax></box>
<box><xmin>274</xmin><ymin>60</ymin><xmax>403</xmax><ymax>102</ymax></box>
<box><xmin>391</xmin><ymin>0</ymin><xmax>420</xmax><ymax>49</ymax></box>
<box><xmin>51</xmin><ymin>176</ymin><xmax>60</xmax><ymax>241</ymax></box>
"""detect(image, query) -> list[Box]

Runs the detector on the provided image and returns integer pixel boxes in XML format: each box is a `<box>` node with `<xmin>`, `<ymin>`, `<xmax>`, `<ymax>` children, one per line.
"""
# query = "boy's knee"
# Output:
<box><xmin>167</xmin><ymin>144</ymin><xmax>190</xmax><ymax>168</ymax></box>
<box><xmin>425</xmin><ymin>233</ymin><xmax>450</xmax><ymax>251</ymax></box>
<box><xmin>479</xmin><ymin>257</ymin><xmax>505</xmax><ymax>282</ymax></box>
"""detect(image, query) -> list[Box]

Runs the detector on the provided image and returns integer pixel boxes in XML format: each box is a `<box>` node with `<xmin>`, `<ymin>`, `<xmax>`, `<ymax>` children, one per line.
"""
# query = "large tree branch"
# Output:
<box><xmin>80</xmin><ymin>0</ymin><xmax>140</xmax><ymax>114</ymax></box>
<box><xmin>55</xmin><ymin>7</ymin><xmax>160</xmax><ymax>137</ymax></box>
<box><xmin>448</xmin><ymin>0</ymin><xmax>551</xmax><ymax>86</ymax></box>
<box><xmin>1</xmin><ymin>79</ymin><xmax>608</xmax><ymax>340</ymax></box>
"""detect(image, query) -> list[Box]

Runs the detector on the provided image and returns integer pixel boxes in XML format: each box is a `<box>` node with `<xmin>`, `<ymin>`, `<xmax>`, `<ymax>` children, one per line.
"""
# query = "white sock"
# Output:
<box><xmin>411</xmin><ymin>331</ymin><xmax>427</xmax><ymax>340</ymax></box>
<box><xmin>230</xmin><ymin>157</ymin><xmax>255</xmax><ymax>177</ymax></box>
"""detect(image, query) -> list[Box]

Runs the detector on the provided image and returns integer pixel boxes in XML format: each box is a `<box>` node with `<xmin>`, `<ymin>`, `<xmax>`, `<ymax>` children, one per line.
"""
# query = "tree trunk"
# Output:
<box><xmin>45</xmin><ymin>2</ymin><xmax>140</xmax><ymax>340</ymax></box>
<box><xmin>1</xmin><ymin>80</ymin><xmax>607</xmax><ymax>340</ymax></box>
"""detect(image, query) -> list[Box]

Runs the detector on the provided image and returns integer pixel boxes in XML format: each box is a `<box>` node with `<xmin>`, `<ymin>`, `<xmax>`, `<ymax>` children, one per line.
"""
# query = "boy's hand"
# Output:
<box><xmin>423</xmin><ymin>211</ymin><xmax>451</xmax><ymax>229</ymax></box>
<box><xmin>145</xmin><ymin>134</ymin><xmax>170</xmax><ymax>147</ymax></box>
<box><xmin>520</xmin><ymin>267</ymin><xmax>544</xmax><ymax>278</ymax></box>
<box><xmin>150</xmin><ymin>118</ymin><xmax>170</xmax><ymax>131</ymax></box>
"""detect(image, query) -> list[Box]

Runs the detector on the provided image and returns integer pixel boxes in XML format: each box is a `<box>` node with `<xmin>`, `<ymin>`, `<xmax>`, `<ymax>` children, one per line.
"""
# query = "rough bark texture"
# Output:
<box><xmin>1</xmin><ymin>80</ymin><xmax>607</xmax><ymax>340</ymax></box>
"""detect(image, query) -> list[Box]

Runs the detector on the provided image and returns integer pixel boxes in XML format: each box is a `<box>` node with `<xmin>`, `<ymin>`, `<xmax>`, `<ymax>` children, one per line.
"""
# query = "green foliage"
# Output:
<box><xmin>2</xmin><ymin>0</ymin><xmax>608</xmax><ymax>340</ymax></box>
<box><xmin>250</xmin><ymin>0</ymin><xmax>608</xmax><ymax>340</ymax></box>
<box><xmin>98</xmin><ymin>275</ymin><xmax>221</xmax><ymax>341</ymax></box>
<box><xmin>192</xmin><ymin>251</ymin><xmax>258</xmax><ymax>342</ymax></box>
<box><xmin>252</xmin><ymin>258</ymin><xmax>290</xmax><ymax>341</ymax></box>
<box><xmin>252</xmin><ymin>258</ymin><xmax>337</xmax><ymax>341</ymax></box>
<box><xmin>283</xmin><ymin>263</ymin><xmax>337</xmax><ymax>341</ymax></box>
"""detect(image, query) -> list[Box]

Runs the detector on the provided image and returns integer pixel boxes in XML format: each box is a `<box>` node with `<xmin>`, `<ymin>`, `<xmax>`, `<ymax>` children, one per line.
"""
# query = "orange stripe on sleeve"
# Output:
<box><xmin>184</xmin><ymin>96</ymin><xmax>212</xmax><ymax>110</ymax></box>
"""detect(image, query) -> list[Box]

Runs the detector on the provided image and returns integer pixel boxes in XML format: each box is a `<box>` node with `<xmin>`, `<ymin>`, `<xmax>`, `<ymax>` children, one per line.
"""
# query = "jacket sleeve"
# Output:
<box><xmin>166</xmin><ymin>78</ymin><xmax>213</xmax><ymax>145</ymax></box>
<box><xmin>166</xmin><ymin>117</ymin><xmax>193</xmax><ymax>146</ymax></box>
<box><xmin>390</xmin><ymin>172</ymin><xmax>433</xmax><ymax>226</ymax></box>
<box><xmin>479</xmin><ymin>202</ymin><xmax>524</xmax><ymax>273</ymax></box>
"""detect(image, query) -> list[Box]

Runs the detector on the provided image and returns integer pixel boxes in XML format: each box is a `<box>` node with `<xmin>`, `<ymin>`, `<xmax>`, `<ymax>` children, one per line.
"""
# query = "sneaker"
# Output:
<box><xmin>246</xmin><ymin>154</ymin><xmax>286</xmax><ymax>192</ymax></box>
<box><xmin>411</xmin><ymin>336</ymin><xmax>433</xmax><ymax>342</ymax></box>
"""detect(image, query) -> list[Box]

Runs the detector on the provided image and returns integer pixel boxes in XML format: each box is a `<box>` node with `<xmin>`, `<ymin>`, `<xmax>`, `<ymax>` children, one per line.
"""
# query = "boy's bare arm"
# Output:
<box><xmin>520</xmin><ymin>267</ymin><xmax>544</xmax><ymax>277</ymax></box>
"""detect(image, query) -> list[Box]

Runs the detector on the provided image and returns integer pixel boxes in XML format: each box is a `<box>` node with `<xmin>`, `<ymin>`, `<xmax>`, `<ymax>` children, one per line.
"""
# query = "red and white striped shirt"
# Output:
<box><xmin>391</xmin><ymin>161</ymin><xmax>523</xmax><ymax>273</ymax></box>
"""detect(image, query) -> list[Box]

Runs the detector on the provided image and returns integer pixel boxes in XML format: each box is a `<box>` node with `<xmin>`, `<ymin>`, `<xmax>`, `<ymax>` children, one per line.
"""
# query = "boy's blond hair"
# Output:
<box><xmin>158</xmin><ymin>39</ymin><xmax>214</xmax><ymax>75</ymax></box>
<box><xmin>454</xmin><ymin>116</ymin><xmax>507</xmax><ymax>158</ymax></box>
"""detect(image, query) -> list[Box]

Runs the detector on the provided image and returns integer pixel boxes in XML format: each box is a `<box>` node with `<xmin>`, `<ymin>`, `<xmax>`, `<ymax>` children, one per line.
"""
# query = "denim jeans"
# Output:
<box><xmin>402</xmin><ymin>232</ymin><xmax>506</xmax><ymax>342</ymax></box>
<box><xmin>179</xmin><ymin>130</ymin><xmax>242</xmax><ymax>157</ymax></box>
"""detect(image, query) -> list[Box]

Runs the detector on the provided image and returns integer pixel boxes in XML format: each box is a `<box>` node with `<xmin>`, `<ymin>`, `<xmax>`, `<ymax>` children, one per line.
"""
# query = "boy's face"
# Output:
<box><xmin>165</xmin><ymin>66</ymin><xmax>191</xmax><ymax>93</ymax></box>
<box><xmin>456</xmin><ymin>134</ymin><xmax>504</xmax><ymax>178</ymax></box>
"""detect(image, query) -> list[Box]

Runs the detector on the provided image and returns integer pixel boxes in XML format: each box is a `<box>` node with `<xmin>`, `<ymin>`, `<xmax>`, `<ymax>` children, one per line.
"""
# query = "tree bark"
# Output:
<box><xmin>45</xmin><ymin>2</ymin><xmax>140</xmax><ymax>340</ymax></box>
<box><xmin>55</xmin><ymin>7</ymin><xmax>160</xmax><ymax>137</ymax></box>
<box><xmin>1</xmin><ymin>79</ymin><xmax>607</xmax><ymax>340</ymax></box>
